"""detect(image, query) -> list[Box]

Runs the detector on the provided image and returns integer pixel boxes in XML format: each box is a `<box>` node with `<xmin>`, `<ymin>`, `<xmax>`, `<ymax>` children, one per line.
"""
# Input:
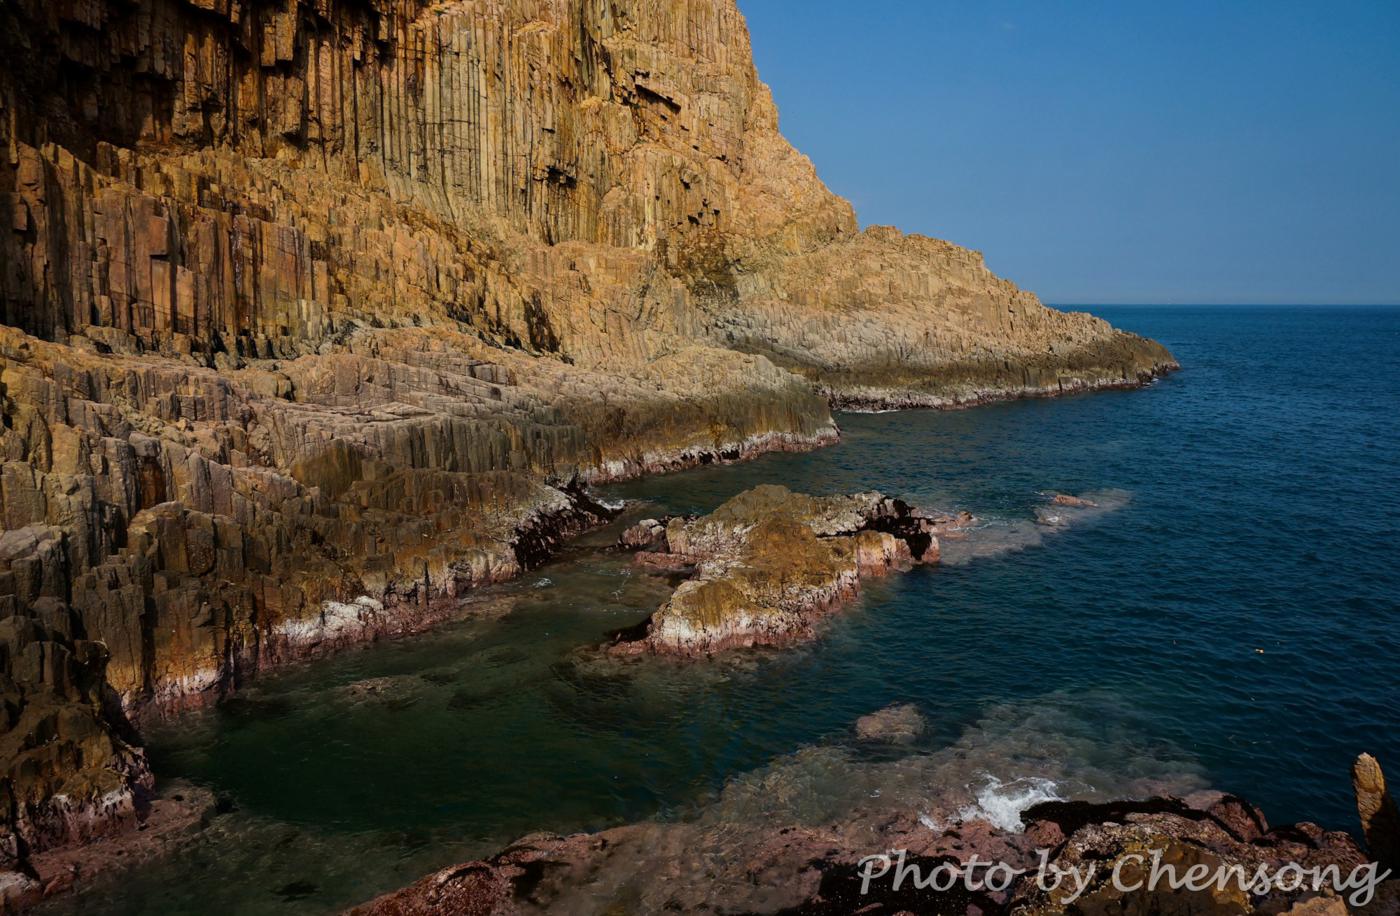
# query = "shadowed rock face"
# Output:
<box><xmin>1354</xmin><ymin>754</ymin><xmax>1400</xmax><ymax>872</ymax></box>
<box><xmin>0</xmin><ymin>615</ymin><xmax>152</xmax><ymax>881</ymax></box>
<box><xmin>0</xmin><ymin>0</ymin><xmax>1175</xmax><ymax>875</ymax></box>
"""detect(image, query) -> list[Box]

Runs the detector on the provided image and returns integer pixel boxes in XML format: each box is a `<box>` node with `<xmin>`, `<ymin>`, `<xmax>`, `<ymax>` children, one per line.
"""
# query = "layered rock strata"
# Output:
<box><xmin>611</xmin><ymin>484</ymin><xmax>951</xmax><ymax>655</ymax></box>
<box><xmin>1</xmin><ymin>0</ymin><xmax>1175</xmax><ymax>881</ymax></box>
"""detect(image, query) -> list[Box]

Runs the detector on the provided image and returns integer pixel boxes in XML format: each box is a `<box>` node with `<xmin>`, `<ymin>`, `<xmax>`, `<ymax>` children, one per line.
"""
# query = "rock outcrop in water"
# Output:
<box><xmin>607</xmin><ymin>487</ymin><xmax>1125</xmax><ymax>658</ymax></box>
<box><xmin>0</xmin><ymin>0</ymin><xmax>1175</xmax><ymax>883</ymax></box>
<box><xmin>611</xmin><ymin>485</ymin><xmax>945</xmax><ymax>654</ymax></box>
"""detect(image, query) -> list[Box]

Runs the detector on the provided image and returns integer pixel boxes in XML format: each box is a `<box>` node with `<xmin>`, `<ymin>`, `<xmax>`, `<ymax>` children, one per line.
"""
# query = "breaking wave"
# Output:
<box><xmin>952</xmin><ymin>775</ymin><xmax>1064</xmax><ymax>832</ymax></box>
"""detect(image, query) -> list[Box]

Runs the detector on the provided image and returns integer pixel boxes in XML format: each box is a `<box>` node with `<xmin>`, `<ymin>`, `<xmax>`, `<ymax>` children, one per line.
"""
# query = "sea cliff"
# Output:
<box><xmin>0</xmin><ymin>0</ymin><xmax>1176</xmax><ymax>894</ymax></box>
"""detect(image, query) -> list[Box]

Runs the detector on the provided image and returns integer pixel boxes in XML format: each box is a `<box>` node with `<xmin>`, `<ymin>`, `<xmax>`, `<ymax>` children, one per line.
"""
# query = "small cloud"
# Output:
<box><xmin>1000</xmin><ymin>21</ymin><xmax>1017</xmax><ymax>31</ymax></box>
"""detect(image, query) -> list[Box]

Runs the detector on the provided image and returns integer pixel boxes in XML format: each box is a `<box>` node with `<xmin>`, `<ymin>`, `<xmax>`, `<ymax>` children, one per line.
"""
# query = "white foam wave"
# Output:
<box><xmin>952</xmin><ymin>775</ymin><xmax>1064</xmax><ymax>833</ymax></box>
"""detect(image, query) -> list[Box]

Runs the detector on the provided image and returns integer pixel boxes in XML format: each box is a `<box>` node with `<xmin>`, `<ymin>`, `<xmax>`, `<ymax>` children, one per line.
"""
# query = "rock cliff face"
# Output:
<box><xmin>0</xmin><ymin>0</ymin><xmax>1176</xmax><ymax>876</ymax></box>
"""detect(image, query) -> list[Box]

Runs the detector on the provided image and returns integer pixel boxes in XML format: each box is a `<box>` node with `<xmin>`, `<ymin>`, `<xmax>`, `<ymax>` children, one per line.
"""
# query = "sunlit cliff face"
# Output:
<box><xmin>0</xmin><ymin>0</ymin><xmax>1171</xmax><ymax>886</ymax></box>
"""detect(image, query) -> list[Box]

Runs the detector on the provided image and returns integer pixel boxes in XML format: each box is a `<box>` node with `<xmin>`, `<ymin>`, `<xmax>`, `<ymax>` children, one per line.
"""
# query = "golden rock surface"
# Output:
<box><xmin>0</xmin><ymin>0</ymin><xmax>1175</xmax><ymax>873</ymax></box>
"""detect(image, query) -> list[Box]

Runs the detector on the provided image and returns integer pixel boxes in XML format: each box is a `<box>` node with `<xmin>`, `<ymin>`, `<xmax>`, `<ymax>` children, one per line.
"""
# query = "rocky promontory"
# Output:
<box><xmin>611</xmin><ymin>484</ymin><xmax>955</xmax><ymax>655</ymax></box>
<box><xmin>0</xmin><ymin>0</ymin><xmax>1177</xmax><ymax>892</ymax></box>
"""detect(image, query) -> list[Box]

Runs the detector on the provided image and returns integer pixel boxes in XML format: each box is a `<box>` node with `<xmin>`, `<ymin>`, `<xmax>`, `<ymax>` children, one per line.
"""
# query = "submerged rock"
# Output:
<box><xmin>337</xmin><ymin>676</ymin><xmax>420</xmax><ymax>707</ymax></box>
<box><xmin>609</xmin><ymin>486</ymin><xmax>941</xmax><ymax>656</ymax></box>
<box><xmin>854</xmin><ymin>704</ymin><xmax>928</xmax><ymax>744</ymax></box>
<box><xmin>1035</xmin><ymin>489</ymin><xmax>1129</xmax><ymax>528</ymax></box>
<box><xmin>351</xmin><ymin>707</ymin><xmax>1381</xmax><ymax>914</ymax></box>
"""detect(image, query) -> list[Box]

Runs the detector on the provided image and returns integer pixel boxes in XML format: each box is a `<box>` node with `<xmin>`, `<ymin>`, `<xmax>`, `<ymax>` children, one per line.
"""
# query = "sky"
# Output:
<box><xmin>738</xmin><ymin>0</ymin><xmax>1400</xmax><ymax>305</ymax></box>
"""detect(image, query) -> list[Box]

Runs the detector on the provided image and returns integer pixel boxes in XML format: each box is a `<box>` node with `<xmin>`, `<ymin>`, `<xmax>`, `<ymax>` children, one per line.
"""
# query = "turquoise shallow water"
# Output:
<box><xmin>43</xmin><ymin>306</ymin><xmax>1400</xmax><ymax>914</ymax></box>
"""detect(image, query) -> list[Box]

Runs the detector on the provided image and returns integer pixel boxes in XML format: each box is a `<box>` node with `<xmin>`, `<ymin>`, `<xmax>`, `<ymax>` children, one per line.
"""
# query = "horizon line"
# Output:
<box><xmin>1050</xmin><ymin>301</ymin><xmax>1400</xmax><ymax>308</ymax></box>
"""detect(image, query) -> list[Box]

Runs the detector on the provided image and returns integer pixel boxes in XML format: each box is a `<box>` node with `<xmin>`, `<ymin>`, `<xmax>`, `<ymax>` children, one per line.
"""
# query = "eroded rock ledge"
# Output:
<box><xmin>350</xmin><ymin>753</ymin><xmax>1400</xmax><ymax>916</ymax></box>
<box><xmin>609</xmin><ymin>485</ymin><xmax>965</xmax><ymax>655</ymax></box>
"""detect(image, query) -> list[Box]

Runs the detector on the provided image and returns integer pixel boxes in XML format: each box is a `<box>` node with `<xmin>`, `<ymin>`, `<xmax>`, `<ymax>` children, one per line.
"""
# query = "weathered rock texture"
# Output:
<box><xmin>612</xmin><ymin>485</ymin><xmax>947</xmax><ymax>655</ymax></box>
<box><xmin>0</xmin><ymin>0</ymin><xmax>1175</xmax><ymax>875</ymax></box>
<box><xmin>1354</xmin><ymin>754</ymin><xmax>1400</xmax><ymax>872</ymax></box>
<box><xmin>350</xmin><ymin>792</ymin><xmax>1374</xmax><ymax>915</ymax></box>
<box><xmin>0</xmin><ymin>615</ymin><xmax>151</xmax><ymax>884</ymax></box>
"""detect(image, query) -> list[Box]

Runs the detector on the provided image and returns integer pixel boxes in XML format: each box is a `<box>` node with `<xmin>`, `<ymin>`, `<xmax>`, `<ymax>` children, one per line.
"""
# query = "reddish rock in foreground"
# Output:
<box><xmin>351</xmin><ymin>793</ymin><xmax>1380</xmax><ymax>915</ymax></box>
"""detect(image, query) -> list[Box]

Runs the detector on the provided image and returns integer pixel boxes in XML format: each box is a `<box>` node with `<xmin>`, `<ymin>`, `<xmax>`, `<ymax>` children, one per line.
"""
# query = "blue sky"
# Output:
<box><xmin>739</xmin><ymin>1</ymin><xmax>1400</xmax><ymax>304</ymax></box>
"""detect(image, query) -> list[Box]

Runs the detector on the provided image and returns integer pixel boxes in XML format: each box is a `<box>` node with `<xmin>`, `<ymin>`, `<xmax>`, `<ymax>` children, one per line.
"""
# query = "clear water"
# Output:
<box><xmin>44</xmin><ymin>306</ymin><xmax>1400</xmax><ymax>914</ymax></box>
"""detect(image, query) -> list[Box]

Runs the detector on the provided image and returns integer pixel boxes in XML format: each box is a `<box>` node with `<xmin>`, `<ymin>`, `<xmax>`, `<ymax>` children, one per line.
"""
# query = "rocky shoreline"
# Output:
<box><xmin>102</xmin><ymin>432</ymin><xmax>856</xmax><ymax>719</ymax></box>
<box><xmin>9</xmin><ymin>689</ymin><xmax>1394</xmax><ymax>914</ymax></box>
<box><xmin>0</xmin><ymin>385</ymin><xmax>1160</xmax><ymax>913</ymax></box>
<box><xmin>823</xmin><ymin>360</ymin><xmax>1180</xmax><ymax>413</ymax></box>
<box><xmin>0</xmin><ymin>0</ymin><xmax>1182</xmax><ymax>908</ymax></box>
<box><xmin>579</xmin><ymin>426</ymin><xmax>843</xmax><ymax>485</ymax></box>
<box><xmin>133</xmin><ymin>478</ymin><xmax>626</xmax><ymax>720</ymax></box>
<box><xmin>4</xmin><ymin>784</ymin><xmax>218</xmax><ymax>910</ymax></box>
<box><xmin>350</xmin><ymin>737</ymin><xmax>1400</xmax><ymax>916</ymax></box>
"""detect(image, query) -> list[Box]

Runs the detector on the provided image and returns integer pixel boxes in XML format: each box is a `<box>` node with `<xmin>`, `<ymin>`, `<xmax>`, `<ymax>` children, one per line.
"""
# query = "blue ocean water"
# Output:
<box><xmin>43</xmin><ymin>306</ymin><xmax>1400</xmax><ymax>914</ymax></box>
<box><xmin>612</xmin><ymin>304</ymin><xmax>1400</xmax><ymax>828</ymax></box>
